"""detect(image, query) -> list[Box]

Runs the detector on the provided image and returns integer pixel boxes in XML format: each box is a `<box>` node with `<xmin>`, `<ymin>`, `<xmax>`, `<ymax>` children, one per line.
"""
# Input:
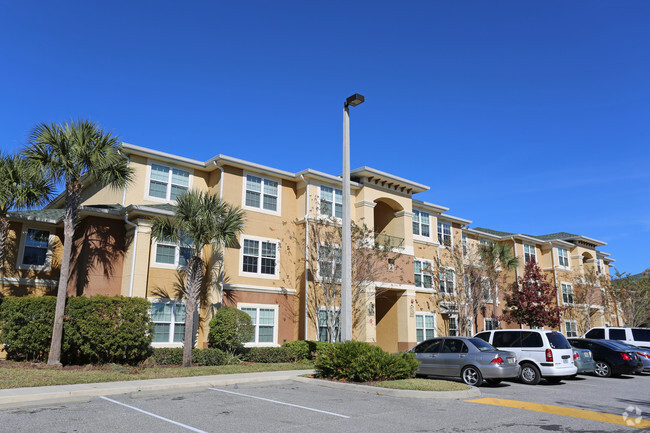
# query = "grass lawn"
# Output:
<box><xmin>373</xmin><ymin>378</ymin><xmax>471</xmax><ymax>391</ymax></box>
<box><xmin>0</xmin><ymin>361</ymin><xmax>313</xmax><ymax>389</ymax></box>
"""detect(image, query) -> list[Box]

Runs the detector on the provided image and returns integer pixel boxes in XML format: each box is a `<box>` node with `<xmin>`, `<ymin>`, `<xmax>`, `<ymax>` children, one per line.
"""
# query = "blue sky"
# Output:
<box><xmin>1</xmin><ymin>1</ymin><xmax>648</xmax><ymax>274</ymax></box>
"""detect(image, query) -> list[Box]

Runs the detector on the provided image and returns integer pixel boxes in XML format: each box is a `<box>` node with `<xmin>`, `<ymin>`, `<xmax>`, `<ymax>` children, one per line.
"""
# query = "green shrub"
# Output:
<box><xmin>152</xmin><ymin>347</ymin><xmax>239</xmax><ymax>366</ymax></box>
<box><xmin>152</xmin><ymin>348</ymin><xmax>184</xmax><ymax>365</ymax></box>
<box><xmin>208</xmin><ymin>306</ymin><xmax>254</xmax><ymax>353</ymax></box>
<box><xmin>240</xmin><ymin>346</ymin><xmax>296</xmax><ymax>363</ymax></box>
<box><xmin>308</xmin><ymin>340</ymin><xmax>332</xmax><ymax>357</ymax></box>
<box><xmin>0</xmin><ymin>296</ymin><xmax>153</xmax><ymax>365</ymax></box>
<box><xmin>314</xmin><ymin>340</ymin><xmax>419</xmax><ymax>382</ymax></box>
<box><xmin>282</xmin><ymin>340</ymin><xmax>310</xmax><ymax>360</ymax></box>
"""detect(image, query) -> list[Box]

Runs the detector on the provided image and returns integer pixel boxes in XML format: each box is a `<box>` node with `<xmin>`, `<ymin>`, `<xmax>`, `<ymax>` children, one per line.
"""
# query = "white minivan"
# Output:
<box><xmin>583</xmin><ymin>327</ymin><xmax>650</xmax><ymax>350</ymax></box>
<box><xmin>474</xmin><ymin>329</ymin><xmax>577</xmax><ymax>385</ymax></box>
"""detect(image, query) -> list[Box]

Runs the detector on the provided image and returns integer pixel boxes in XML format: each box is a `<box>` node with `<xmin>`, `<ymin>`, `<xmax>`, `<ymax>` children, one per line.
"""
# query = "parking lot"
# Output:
<box><xmin>1</xmin><ymin>373</ymin><xmax>649</xmax><ymax>432</ymax></box>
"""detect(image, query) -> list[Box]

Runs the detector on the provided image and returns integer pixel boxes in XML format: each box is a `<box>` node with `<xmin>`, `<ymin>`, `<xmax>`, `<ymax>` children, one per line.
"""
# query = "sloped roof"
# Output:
<box><xmin>472</xmin><ymin>227</ymin><xmax>515</xmax><ymax>237</ymax></box>
<box><xmin>531</xmin><ymin>232</ymin><xmax>580</xmax><ymax>241</ymax></box>
<box><xmin>9</xmin><ymin>209</ymin><xmax>65</xmax><ymax>223</ymax></box>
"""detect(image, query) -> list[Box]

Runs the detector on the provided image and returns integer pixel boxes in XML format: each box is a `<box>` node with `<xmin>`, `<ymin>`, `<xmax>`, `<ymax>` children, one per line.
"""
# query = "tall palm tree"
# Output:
<box><xmin>0</xmin><ymin>152</ymin><xmax>54</xmax><ymax>271</ymax></box>
<box><xmin>151</xmin><ymin>190</ymin><xmax>245</xmax><ymax>367</ymax></box>
<box><xmin>25</xmin><ymin>120</ymin><xmax>133</xmax><ymax>366</ymax></box>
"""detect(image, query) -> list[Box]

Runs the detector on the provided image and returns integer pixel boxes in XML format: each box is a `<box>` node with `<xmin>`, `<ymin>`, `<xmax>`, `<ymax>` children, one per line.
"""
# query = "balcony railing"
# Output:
<box><xmin>374</xmin><ymin>232</ymin><xmax>404</xmax><ymax>249</ymax></box>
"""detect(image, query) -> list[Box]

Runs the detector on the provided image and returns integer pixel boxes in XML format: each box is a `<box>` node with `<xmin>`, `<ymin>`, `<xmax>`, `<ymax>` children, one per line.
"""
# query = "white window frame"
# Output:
<box><xmin>481</xmin><ymin>277</ymin><xmax>493</xmax><ymax>302</ymax></box>
<box><xmin>439</xmin><ymin>267</ymin><xmax>455</xmax><ymax>296</ymax></box>
<box><xmin>238</xmin><ymin>303</ymin><xmax>279</xmax><ymax>347</ymax></box>
<box><xmin>413</xmin><ymin>209</ymin><xmax>432</xmax><ymax>240</ymax></box>
<box><xmin>561</xmin><ymin>282</ymin><xmax>574</xmax><ymax>305</ymax></box>
<box><xmin>524</xmin><ymin>243</ymin><xmax>537</xmax><ymax>264</ymax></box>
<box><xmin>242</xmin><ymin>171</ymin><xmax>281</xmax><ymax>216</ymax></box>
<box><xmin>484</xmin><ymin>318</ymin><xmax>500</xmax><ymax>331</ymax></box>
<box><xmin>145</xmin><ymin>161</ymin><xmax>192</xmax><ymax>202</ymax></box>
<box><xmin>318</xmin><ymin>306</ymin><xmax>340</xmax><ymax>342</ymax></box>
<box><xmin>596</xmin><ymin>259</ymin><xmax>603</xmax><ymax>275</ymax></box>
<box><xmin>318</xmin><ymin>185</ymin><xmax>343</xmax><ymax>219</ymax></box>
<box><xmin>557</xmin><ymin>247</ymin><xmax>570</xmax><ymax>268</ymax></box>
<box><xmin>448</xmin><ymin>315</ymin><xmax>458</xmax><ymax>337</ymax></box>
<box><xmin>414</xmin><ymin>259</ymin><xmax>434</xmax><ymax>289</ymax></box>
<box><xmin>437</xmin><ymin>221</ymin><xmax>452</xmax><ymax>247</ymax></box>
<box><xmin>565</xmin><ymin>320</ymin><xmax>578</xmax><ymax>338</ymax></box>
<box><xmin>317</xmin><ymin>243</ymin><xmax>342</xmax><ymax>281</ymax></box>
<box><xmin>239</xmin><ymin>235</ymin><xmax>280</xmax><ymax>280</ymax></box>
<box><xmin>150</xmin><ymin>299</ymin><xmax>187</xmax><ymax>347</ymax></box>
<box><xmin>416</xmin><ymin>312</ymin><xmax>436</xmax><ymax>342</ymax></box>
<box><xmin>462</xmin><ymin>234</ymin><xmax>468</xmax><ymax>258</ymax></box>
<box><xmin>151</xmin><ymin>237</ymin><xmax>194</xmax><ymax>270</ymax></box>
<box><xmin>17</xmin><ymin>225</ymin><xmax>54</xmax><ymax>271</ymax></box>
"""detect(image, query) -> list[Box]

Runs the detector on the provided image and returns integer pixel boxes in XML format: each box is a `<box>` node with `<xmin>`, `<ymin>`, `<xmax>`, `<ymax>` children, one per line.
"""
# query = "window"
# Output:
<box><xmin>151</xmin><ymin>300</ymin><xmax>186</xmax><ymax>344</ymax></box>
<box><xmin>493</xmin><ymin>331</ymin><xmax>521</xmax><ymax>348</ymax></box>
<box><xmin>585</xmin><ymin>328</ymin><xmax>604</xmax><ymax>339</ymax></box>
<box><xmin>318</xmin><ymin>245</ymin><xmax>341</xmax><ymax>280</ymax></box>
<box><xmin>479</xmin><ymin>238</ymin><xmax>492</xmax><ymax>248</ymax></box>
<box><xmin>520</xmin><ymin>331</ymin><xmax>543</xmax><ymax>347</ymax></box>
<box><xmin>240</xmin><ymin>304</ymin><xmax>278</xmax><ymax>345</ymax></box>
<box><xmin>448</xmin><ymin>316</ymin><xmax>458</xmax><ymax>336</ymax></box>
<box><xmin>318</xmin><ymin>308</ymin><xmax>340</xmax><ymax>342</ymax></box>
<box><xmin>413</xmin><ymin>338</ymin><xmax>442</xmax><ymax>354</ymax></box>
<box><xmin>481</xmin><ymin>277</ymin><xmax>492</xmax><ymax>302</ymax></box>
<box><xmin>439</xmin><ymin>267</ymin><xmax>455</xmax><ymax>295</ymax></box>
<box><xmin>524</xmin><ymin>243</ymin><xmax>536</xmax><ymax>264</ymax></box>
<box><xmin>245</xmin><ymin>174</ymin><xmax>279</xmax><ymax>213</ymax></box>
<box><xmin>148</xmin><ymin>163</ymin><xmax>190</xmax><ymax>201</ymax></box>
<box><xmin>484</xmin><ymin>318</ymin><xmax>499</xmax><ymax>331</ymax></box>
<box><xmin>561</xmin><ymin>283</ymin><xmax>574</xmax><ymax>305</ymax></box>
<box><xmin>416</xmin><ymin>313</ymin><xmax>435</xmax><ymax>342</ymax></box>
<box><xmin>320</xmin><ymin>186</ymin><xmax>342</xmax><ymax>218</ymax></box>
<box><xmin>609</xmin><ymin>329</ymin><xmax>626</xmax><ymax>340</ymax></box>
<box><xmin>462</xmin><ymin>234</ymin><xmax>468</xmax><ymax>257</ymax></box>
<box><xmin>558</xmin><ymin>248</ymin><xmax>569</xmax><ymax>268</ymax></box>
<box><xmin>242</xmin><ymin>238</ymin><xmax>279</xmax><ymax>277</ymax></box>
<box><xmin>414</xmin><ymin>259</ymin><xmax>433</xmax><ymax>289</ymax></box>
<box><xmin>596</xmin><ymin>259</ymin><xmax>603</xmax><ymax>274</ymax></box>
<box><xmin>18</xmin><ymin>227</ymin><xmax>51</xmax><ymax>269</ymax></box>
<box><xmin>413</xmin><ymin>210</ymin><xmax>431</xmax><ymax>238</ymax></box>
<box><xmin>442</xmin><ymin>339</ymin><xmax>468</xmax><ymax>353</ymax></box>
<box><xmin>154</xmin><ymin>236</ymin><xmax>192</xmax><ymax>268</ymax></box>
<box><xmin>437</xmin><ymin>222</ymin><xmax>451</xmax><ymax>246</ymax></box>
<box><xmin>565</xmin><ymin>321</ymin><xmax>578</xmax><ymax>338</ymax></box>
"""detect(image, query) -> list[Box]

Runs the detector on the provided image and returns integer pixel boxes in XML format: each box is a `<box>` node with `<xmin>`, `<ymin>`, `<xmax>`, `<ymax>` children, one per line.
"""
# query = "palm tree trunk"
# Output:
<box><xmin>47</xmin><ymin>183</ymin><xmax>80</xmax><ymax>366</ymax></box>
<box><xmin>0</xmin><ymin>215</ymin><xmax>8</xmax><ymax>272</ymax></box>
<box><xmin>182</xmin><ymin>256</ymin><xmax>203</xmax><ymax>367</ymax></box>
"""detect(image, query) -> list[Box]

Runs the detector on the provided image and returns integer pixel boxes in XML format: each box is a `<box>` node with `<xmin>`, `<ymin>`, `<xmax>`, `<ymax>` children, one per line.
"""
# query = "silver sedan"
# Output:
<box><xmin>409</xmin><ymin>337</ymin><xmax>520</xmax><ymax>386</ymax></box>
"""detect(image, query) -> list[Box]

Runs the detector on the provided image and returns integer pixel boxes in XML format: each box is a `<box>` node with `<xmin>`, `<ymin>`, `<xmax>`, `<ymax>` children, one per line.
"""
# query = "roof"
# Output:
<box><xmin>9</xmin><ymin>209</ymin><xmax>65</xmax><ymax>224</ymax></box>
<box><xmin>531</xmin><ymin>232</ymin><xmax>580</xmax><ymax>241</ymax></box>
<box><xmin>472</xmin><ymin>227</ymin><xmax>514</xmax><ymax>237</ymax></box>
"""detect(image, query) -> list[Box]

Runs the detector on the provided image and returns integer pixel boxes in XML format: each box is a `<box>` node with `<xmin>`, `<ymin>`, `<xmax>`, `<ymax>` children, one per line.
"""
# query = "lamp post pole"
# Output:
<box><xmin>341</xmin><ymin>93</ymin><xmax>364</xmax><ymax>342</ymax></box>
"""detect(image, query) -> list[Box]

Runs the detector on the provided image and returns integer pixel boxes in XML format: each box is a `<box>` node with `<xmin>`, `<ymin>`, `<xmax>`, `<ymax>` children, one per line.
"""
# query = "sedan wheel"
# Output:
<box><xmin>594</xmin><ymin>361</ymin><xmax>612</xmax><ymax>377</ymax></box>
<box><xmin>461</xmin><ymin>366</ymin><xmax>483</xmax><ymax>386</ymax></box>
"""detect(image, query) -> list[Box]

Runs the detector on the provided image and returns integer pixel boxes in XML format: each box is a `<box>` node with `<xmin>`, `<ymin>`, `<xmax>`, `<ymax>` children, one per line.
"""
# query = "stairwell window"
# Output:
<box><xmin>147</xmin><ymin>163</ymin><xmax>190</xmax><ymax>201</ymax></box>
<box><xmin>439</xmin><ymin>267</ymin><xmax>455</xmax><ymax>295</ymax></box>
<box><xmin>413</xmin><ymin>210</ymin><xmax>431</xmax><ymax>238</ymax></box>
<box><xmin>318</xmin><ymin>245</ymin><xmax>342</xmax><ymax>280</ymax></box>
<box><xmin>437</xmin><ymin>222</ymin><xmax>451</xmax><ymax>246</ymax></box>
<box><xmin>524</xmin><ymin>243</ymin><xmax>536</xmax><ymax>264</ymax></box>
<box><xmin>320</xmin><ymin>186</ymin><xmax>342</xmax><ymax>218</ymax></box>
<box><xmin>244</xmin><ymin>173</ymin><xmax>280</xmax><ymax>214</ymax></box>
<box><xmin>448</xmin><ymin>316</ymin><xmax>458</xmax><ymax>336</ymax></box>
<box><xmin>562</xmin><ymin>283</ymin><xmax>574</xmax><ymax>305</ymax></box>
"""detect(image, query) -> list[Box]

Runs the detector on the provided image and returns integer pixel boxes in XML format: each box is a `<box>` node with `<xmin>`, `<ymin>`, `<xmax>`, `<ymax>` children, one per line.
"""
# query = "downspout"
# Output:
<box><xmin>124</xmin><ymin>212</ymin><xmax>138</xmax><ymax>298</ymax></box>
<box><xmin>549</xmin><ymin>242</ymin><xmax>561</xmax><ymax>332</ymax></box>
<box><xmin>213</xmin><ymin>161</ymin><xmax>226</xmax><ymax>305</ymax></box>
<box><xmin>300</xmin><ymin>175</ymin><xmax>310</xmax><ymax>340</ymax></box>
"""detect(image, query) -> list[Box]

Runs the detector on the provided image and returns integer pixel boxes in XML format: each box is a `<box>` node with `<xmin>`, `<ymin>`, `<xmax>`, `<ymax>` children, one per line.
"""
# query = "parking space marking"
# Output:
<box><xmin>467</xmin><ymin>397</ymin><xmax>650</xmax><ymax>429</ymax></box>
<box><xmin>99</xmin><ymin>396</ymin><xmax>209</xmax><ymax>433</ymax></box>
<box><xmin>208</xmin><ymin>387</ymin><xmax>350</xmax><ymax>419</ymax></box>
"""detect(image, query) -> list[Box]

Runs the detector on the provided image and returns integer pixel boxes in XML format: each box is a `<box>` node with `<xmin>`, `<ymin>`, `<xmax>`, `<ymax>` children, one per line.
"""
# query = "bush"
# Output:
<box><xmin>208</xmin><ymin>306</ymin><xmax>254</xmax><ymax>353</ymax></box>
<box><xmin>0</xmin><ymin>296</ymin><xmax>153</xmax><ymax>365</ymax></box>
<box><xmin>239</xmin><ymin>346</ymin><xmax>296</xmax><ymax>363</ymax></box>
<box><xmin>308</xmin><ymin>340</ymin><xmax>332</xmax><ymax>357</ymax></box>
<box><xmin>314</xmin><ymin>340</ymin><xmax>419</xmax><ymax>382</ymax></box>
<box><xmin>282</xmin><ymin>340</ymin><xmax>310</xmax><ymax>360</ymax></box>
<box><xmin>151</xmin><ymin>348</ymin><xmax>184</xmax><ymax>365</ymax></box>
<box><xmin>152</xmin><ymin>347</ymin><xmax>239</xmax><ymax>366</ymax></box>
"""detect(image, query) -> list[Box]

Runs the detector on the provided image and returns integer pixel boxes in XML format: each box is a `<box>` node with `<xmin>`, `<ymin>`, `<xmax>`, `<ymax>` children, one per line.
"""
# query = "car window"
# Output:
<box><xmin>493</xmin><ymin>331</ymin><xmax>521</xmax><ymax>347</ymax></box>
<box><xmin>585</xmin><ymin>328</ymin><xmax>604</xmax><ymax>339</ymax></box>
<box><xmin>414</xmin><ymin>339</ymin><xmax>442</xmax><ymax>354</ymax></box>
<box><xmin>442</xmin><ymin>339</ymin><xmax>468</xmax><ymax>353</ymax></box>
<box><xmin>632</xmin><ymin>328</ymin><xmax>650</xmax><ymax>342</ymax></box>
<box><xmin>469</xmin><ymin>338</ymin><xmax>497</xmax><ymax>352</ymax></box>
<box><xmin>609</xmin><ymin>329</ymin><xmax>626</xmax><ymax>340</ymax></box>
<box><xmin>569</xmin><ymin>339</ymin><xmax>584</xmax><ymax>349</ymax></box>
<box><xmin>521</xmin><ymin>332</ymin><xmax>543</xmax><ymax>348</ymax></box>
<box><xmin>546</xmin><ymin>332</ymin><xmax>571</xmax><ymax>349</ymax></box>
<box><xmin>474</xmin><ymin>332</ymin><xmax>490</xmax><ymax>342</ymax></box>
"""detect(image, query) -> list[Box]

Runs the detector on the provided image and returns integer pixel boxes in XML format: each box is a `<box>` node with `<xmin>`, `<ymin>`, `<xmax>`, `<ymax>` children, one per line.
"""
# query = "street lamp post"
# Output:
<box><xmin>341</xmin><ymin>93</ymin><xmax>364</xmax><ymax>341</ymax></box>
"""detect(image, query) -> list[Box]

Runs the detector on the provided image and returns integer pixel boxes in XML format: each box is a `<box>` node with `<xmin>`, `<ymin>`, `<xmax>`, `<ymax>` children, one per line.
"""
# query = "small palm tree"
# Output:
<box><xmin>151</xmin><ymin>189</ymin><xmax>245</xmax><ymax>367</ymax></box>
<box><xmin>479</xmin><ymin>241</ymin><xmax>519</xmax><ymax>320</ymax></box>
<box><xmin>25</xmin><ymin>119</ymin><xmax>133</xmax><ymax>366</ymax></box>
<box><xmin>0</xmin><ymin>152</ymin><xmax>54</xmax><ymax>271</ymax></box>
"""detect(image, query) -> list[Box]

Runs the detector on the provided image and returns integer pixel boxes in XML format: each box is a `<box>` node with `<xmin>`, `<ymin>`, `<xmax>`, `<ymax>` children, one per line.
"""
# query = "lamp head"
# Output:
<box><xmin>345</xmin><ymin>93</ymin><xmax>365</xmax><ymax>107</ymax></box>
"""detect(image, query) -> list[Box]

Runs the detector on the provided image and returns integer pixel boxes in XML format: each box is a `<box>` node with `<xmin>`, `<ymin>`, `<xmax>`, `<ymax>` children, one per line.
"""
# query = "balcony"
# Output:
<box><xmin>375</xmin><ymin>232</ymin><xmax>404</xmax><ymax>249</ymax></box>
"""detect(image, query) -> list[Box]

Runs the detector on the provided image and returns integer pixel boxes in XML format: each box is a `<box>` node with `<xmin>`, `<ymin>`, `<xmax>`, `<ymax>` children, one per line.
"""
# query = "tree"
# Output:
<box><xmin>306</xmin><ymin>218</ymin><xmax>401</xmax><ymax>343</ymax></box>
<box><xmin>151</xmin><ymin>189</ymin><xmax>245</xmax><ymax>367</ymax></box>
<box><xmin>570</xmin><ymin>269</ymin><xmax>609</xmax><ymax>335</ymax></box>
<box><xmin>501</xmin><ymin>260</ymin><xmax>562</xmax><ymax>328</ymax></box>
<box><xmin>0</xmin><ymin>152</ymin><xmax>53</xmax><ymax>271</ymax></box>
<box><xmin>609</xmin><ymin>269</ymin><xmax>650</xmax><ymax>327</ymax></box>
<box><xmin>25</xmin><ymin>120</ymin><xmax>133</xmax><ymax>366</ymax></box>
<box><xmin>478</xmin><ymin>241</ymin><xmax>519</xmax><ymax>322</ymax></box>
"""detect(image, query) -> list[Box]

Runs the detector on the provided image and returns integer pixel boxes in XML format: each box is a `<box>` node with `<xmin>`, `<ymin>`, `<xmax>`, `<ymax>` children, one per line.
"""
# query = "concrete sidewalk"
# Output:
<box><xmin>0</xmin><ymin>369</ymin><xmax>480</xmax><ymax>409</ymax></box>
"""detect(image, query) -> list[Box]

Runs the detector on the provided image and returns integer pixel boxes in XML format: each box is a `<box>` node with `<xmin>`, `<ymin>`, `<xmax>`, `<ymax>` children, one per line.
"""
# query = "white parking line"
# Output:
<box><xmin>99</xmin><ymin>396</ymin><xmax>209</xmax><ymax>433</ymax></box>
<box><xmin>208</xmin><ymin>387</ymin><xmax>350</xmax><ymax>419</ymax></box>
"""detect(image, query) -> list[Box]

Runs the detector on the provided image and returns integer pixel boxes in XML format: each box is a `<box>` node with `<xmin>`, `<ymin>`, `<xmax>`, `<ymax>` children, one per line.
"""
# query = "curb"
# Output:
<box><xmin>293</xmin><ymin>376</ymin><xmax>482</xmax><ymax>399</ymax></box>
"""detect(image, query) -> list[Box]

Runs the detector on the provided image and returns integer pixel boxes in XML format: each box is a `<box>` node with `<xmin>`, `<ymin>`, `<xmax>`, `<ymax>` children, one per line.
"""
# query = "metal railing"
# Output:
<box><xmin>374</xmin><ymin>232</ymin><xmax>404</xmax><ymax>249</ymax></box>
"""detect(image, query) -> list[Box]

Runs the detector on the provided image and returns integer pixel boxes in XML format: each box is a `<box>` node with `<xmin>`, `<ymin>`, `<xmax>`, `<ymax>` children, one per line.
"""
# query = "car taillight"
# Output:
<box><xmin>621</xmin><ymin>353</ymin><xmax>632</xmax><ymax>361</ymax></box>
<box><xmin>573</xmin><ymin>352</ymin><xmax>579</xmax><ymax>360</ymax></box>
<box><xmin>637</xmin><ymin>352</ymin><xmax>650</xmax><ymax>359</ymax></box>
<box><xmin>546</xmin><ymin>349</ymin><xmax>553</xmax><ymax>362</ymax></box>
<box><xmin>491</xmin><ymin>357</ymin><xmax>504</xmax><ymax>364</ymax></box>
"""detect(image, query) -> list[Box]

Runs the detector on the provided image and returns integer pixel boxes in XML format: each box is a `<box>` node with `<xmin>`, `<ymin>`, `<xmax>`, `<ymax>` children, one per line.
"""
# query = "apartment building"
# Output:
<box><xmin>1</xmin><ymin>143</ymin><xmax>617</xmax><ymax>352</ymax></box>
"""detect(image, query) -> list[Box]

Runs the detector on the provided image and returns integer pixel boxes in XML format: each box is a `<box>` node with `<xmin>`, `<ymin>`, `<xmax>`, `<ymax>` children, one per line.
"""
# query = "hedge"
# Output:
<box><xmin>0</xmin><ymin>296</ymin><xmax>153</xmax><ymax>365</ymax></box>
<box><xmin>282</xmin><ymin>340</ymin><xmax>333</xmax><ymax>360</ymax></box>
<box><xmin>152</xmin><ymin>347</ymin><xmax>237</xmax><ymax>366</ymax></box>
<box><xmin>239</xmin><ymin>346</ymin><xmax>296</xmax><ymax>363</ymax></box>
